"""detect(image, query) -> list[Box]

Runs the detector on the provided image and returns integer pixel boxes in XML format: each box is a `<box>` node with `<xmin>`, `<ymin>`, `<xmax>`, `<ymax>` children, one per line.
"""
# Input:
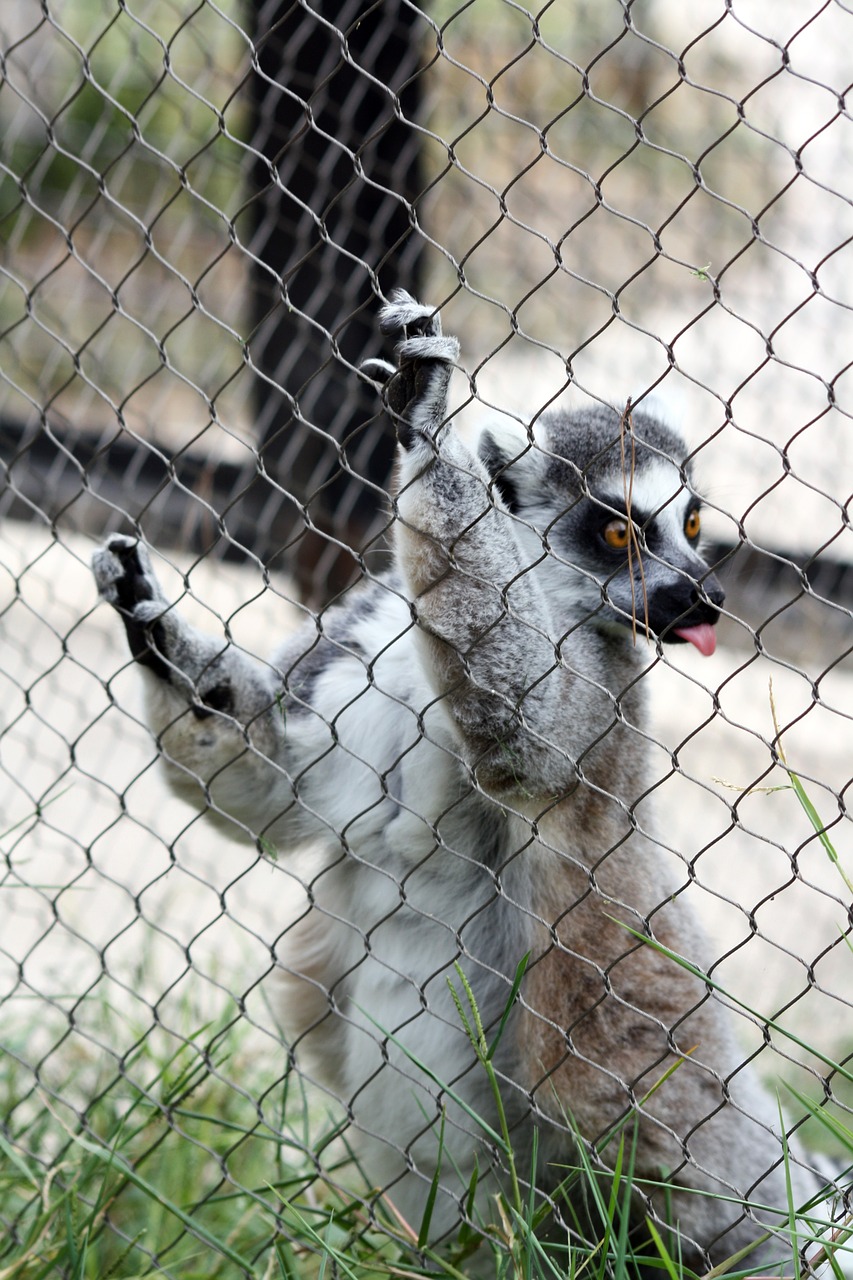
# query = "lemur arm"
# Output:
<box><xmin>92</xmin><ymin>537</ymin><xmax>301</xmax><ymax>839</ymax></box>
<box><xmin>372</xmin><ymin>292</ymin><xmax>574</xmax><ymax>801</ymax></box>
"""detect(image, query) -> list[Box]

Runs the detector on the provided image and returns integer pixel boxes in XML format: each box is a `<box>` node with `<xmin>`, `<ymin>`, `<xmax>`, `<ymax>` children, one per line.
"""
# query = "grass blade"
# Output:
<box><xmin>418</xmin><ymin>1108</ymin><xmax>446</xmax><ymax>1248</ymax></box>
<box><xmin>487</xmin><ymin>952</ymin><xmax>530</xmax><ymax>1061</ymax></box>
<box><xmin>608</xmin><ymin>920</ymin><xmax>853</xmax><ymax>1087</ymax></box>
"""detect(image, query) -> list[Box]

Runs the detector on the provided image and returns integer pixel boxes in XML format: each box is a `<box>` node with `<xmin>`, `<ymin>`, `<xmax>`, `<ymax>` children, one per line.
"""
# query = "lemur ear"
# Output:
<box><xmin>478</xmin><ymin>421</ymin><xmax>539</xmax><ymax>514</ymax></box>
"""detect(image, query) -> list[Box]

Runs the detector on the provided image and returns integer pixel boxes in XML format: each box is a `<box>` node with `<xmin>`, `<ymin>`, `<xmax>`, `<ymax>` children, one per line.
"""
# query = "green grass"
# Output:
<box><xmin>0</xmin><ymin>1006</ymin><xmax>396</xmax><ymax>1280</ymax></box>
<box><xmin>2</xmin><ymin>974</ymin><xmax>850</xmax><ymax>1280</ymax></box>
<box><xmin>2</xmin><ymin>718</ymin><xmax>852</xmax><ymax>1279</ymax></box>
<box><xmin>0</xmin><ymin>992</ymin><xmax>632</xmax><ymax>1280</ymax></box>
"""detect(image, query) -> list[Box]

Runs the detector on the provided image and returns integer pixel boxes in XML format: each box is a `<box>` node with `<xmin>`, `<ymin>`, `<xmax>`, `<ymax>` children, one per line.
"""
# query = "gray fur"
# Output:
<box><xmin>91</xmin><ymin>294</ymin><xmax>833</xmax><ymax>1272</ymax></box>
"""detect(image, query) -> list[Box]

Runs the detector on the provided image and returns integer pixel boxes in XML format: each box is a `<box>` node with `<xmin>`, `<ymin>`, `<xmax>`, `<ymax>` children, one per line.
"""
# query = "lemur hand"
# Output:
<box><xmin>92</xmin><ymin>535</ymin><xmax>175</xmax><ymax>681</ymax></box>
<box><xmin>361</xmin><ymin>290</ymin><xmax>459</xmax><ymax>449</ymax></box>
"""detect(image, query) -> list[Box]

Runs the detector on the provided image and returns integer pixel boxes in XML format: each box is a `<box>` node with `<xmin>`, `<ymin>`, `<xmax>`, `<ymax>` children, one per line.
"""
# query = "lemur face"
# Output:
<box><xmin>479</xmin><ymin>405</ymin><xmax>725</xmax><ymax>654</ymax></box>
<box><xmin>549</xmin><ymin>460</ymin><xmax>725</xmax><ymax>654</ymax></box>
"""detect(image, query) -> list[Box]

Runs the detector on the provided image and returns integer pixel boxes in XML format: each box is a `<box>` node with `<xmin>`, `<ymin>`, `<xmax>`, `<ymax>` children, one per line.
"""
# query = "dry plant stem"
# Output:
<box><xmin>620</xmin><ymin>399</ymin><xmax>650</xmax><ymax>644</ymax></box>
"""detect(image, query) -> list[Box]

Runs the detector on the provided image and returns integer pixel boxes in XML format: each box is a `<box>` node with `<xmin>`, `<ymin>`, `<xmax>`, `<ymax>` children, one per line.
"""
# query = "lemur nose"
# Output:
<box><xmin>695</xmin><ymin>574</ymin><xmax>725</xmax><ymax>609</ymax></box>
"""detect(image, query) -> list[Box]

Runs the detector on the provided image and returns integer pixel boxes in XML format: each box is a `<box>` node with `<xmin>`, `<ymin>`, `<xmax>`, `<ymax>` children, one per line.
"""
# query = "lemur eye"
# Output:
<box><xmin>684</xmin><ymin>509</ymin><xmax>701</xmax><ymax>541</ymax></box>
<box><xmin>602</xmin><ymin>519</ymin><xmax>631</xmax><ymax>550</ymax></box>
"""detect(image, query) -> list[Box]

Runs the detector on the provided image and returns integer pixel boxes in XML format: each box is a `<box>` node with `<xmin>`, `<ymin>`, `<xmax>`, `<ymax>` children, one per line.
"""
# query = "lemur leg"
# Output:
<box><xmin>93</xmin><ymin>536</ymin><xmax>293</xmax><ymax>835</ymax></box>
<box><xmin>373</xmin><ymin>291</ymin><xmax>571</xmax><ymax>800</ymax></box>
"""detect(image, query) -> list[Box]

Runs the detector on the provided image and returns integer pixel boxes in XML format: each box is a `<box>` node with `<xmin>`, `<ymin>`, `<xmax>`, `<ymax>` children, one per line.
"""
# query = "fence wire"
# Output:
<box><xmin>1</xmin><ymin>0</ymin><xmax>852</xmax><ymax>1276</ymax></box>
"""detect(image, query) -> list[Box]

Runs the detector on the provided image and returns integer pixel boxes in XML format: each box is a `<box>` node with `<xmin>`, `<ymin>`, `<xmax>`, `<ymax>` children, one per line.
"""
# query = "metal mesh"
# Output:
<box><xmin>1</xmin><ymin>0</ymin><xmax>852</xmax><ymax>1274</ymax></box>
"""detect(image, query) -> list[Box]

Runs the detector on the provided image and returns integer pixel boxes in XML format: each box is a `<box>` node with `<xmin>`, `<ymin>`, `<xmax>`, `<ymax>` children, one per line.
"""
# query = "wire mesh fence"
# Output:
<box><xmin>1</xmin><ymin>0</ymin><xmax>852</xmax><ymax>1275</ymax></box>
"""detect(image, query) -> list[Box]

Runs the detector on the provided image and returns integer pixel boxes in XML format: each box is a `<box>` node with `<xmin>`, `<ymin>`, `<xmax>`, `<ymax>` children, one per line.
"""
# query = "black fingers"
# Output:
<box><xmin>368</xmin><ymin>291</ymin><xmax>460</xmax><ymax>449</ymax></box>
<box><xmin>104</xmin><ymin>538</ymin><xmax>173</xmax><ymax>682</ymax></box>
<box><xmin>104</xmin><ymin>538</ymin><xmax>157</xmax><ymax>612</ymax></box>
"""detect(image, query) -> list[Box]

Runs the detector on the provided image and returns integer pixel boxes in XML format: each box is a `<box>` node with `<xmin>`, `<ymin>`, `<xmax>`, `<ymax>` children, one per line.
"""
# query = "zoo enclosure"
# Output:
<box><xmin>1</xmin><ymin>0</ymin><xmax>853</xmax><ymax>1274</ymax></box>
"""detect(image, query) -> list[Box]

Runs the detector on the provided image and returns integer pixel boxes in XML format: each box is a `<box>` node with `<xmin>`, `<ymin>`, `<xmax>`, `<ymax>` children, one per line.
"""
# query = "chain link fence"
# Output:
<box><xmin>1</xmin><ymin>0</ymin><xmax>852</xmax><ymax>1275</ymax></box>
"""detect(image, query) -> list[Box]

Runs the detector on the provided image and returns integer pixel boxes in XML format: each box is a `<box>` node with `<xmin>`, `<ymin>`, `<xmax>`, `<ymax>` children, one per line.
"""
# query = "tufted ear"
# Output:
<box><xmin>477</xmin><ymin>419</ymin><xmax>542</xmax><ymax>514</ymax></box>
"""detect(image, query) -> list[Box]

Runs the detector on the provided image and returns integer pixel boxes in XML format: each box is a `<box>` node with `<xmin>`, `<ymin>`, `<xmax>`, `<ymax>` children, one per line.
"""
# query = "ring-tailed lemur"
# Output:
<box><xmin>92</xmin><ymin>293</ymin><xmax>827</xmax><ymax>1270</ymax></box>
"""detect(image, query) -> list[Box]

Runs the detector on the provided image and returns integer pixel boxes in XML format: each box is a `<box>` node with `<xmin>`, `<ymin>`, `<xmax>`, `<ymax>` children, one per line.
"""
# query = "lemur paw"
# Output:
<box><xmin>363</xmin><ymin>290</ymin><xmax>460</xmax><ymax>447</ymax></box>
<box><xmin>92</xmin><ymin>535</ymin><xmax>173</xmax><ymax>680</ymax></box>
<box><xmin>93</xmin><ymin>535</ymin><xmax>164</xmax><ymax>611</ymax></box>
<box><xmin>379</xmin><ymin>288</ymin><xmax>460</xmax><ymax>366</ymax></box>
<box><xmin>379</xmin><ymin>289</ymin><xmax>440</xmax><ymax>336</ymax></box>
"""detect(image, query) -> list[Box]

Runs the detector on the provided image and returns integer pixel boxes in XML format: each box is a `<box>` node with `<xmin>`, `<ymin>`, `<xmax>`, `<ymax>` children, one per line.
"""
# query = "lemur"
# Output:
<box><xmin>92</xmin><ymin>293</ymin><xmax>827</xmax><ymax>1270</ymax></box>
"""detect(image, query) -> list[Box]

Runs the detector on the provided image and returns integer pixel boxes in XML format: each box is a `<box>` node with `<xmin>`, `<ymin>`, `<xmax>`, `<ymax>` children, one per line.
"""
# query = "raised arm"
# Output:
<box><xmin>366</xmin><ymin>293</ymin><xmax>575</xmax><ymax>801</ymax></box>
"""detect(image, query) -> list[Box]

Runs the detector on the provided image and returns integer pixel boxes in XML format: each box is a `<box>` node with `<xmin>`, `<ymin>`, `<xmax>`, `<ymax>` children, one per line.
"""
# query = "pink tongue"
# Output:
<box><xmin>673</xmin><ymin>623</ymin><xmax>717</xmax><ymax>656</ymax></box>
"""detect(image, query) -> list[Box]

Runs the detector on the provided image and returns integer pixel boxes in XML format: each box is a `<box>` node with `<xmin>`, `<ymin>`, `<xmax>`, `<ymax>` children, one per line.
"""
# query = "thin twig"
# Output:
<box><xmin>620</xmin><ymin>400</ymin><xmax>650</xmax><ymax>643</ymax></box>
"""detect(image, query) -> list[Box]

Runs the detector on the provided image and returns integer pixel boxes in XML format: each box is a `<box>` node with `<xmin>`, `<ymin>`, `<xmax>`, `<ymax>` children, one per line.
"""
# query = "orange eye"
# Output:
<box><xmin>684</xmin><ymin>509</ymin><xmax>701</xmax><ymax>541</ymax></box>
<box><xmin>603</xmin><ymin>519</ymin><xmax>631</xmax><ymax>550</ymax></box>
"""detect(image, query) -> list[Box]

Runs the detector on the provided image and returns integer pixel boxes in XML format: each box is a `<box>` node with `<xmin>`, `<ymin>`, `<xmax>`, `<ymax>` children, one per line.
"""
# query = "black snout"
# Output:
<box><xmin>655</xmin><ymin>568</ymin><xmax>725</xmax><ymax>642</ymax></box>
<box><xmin>703</xmin><ymin>573</ymin><xmax>725</xmax><ymax>611</ymax></box>
<box><xmin>688</xmin><ymin>569</ymin><xmax>725</xmax><ymax>615</ymax></box>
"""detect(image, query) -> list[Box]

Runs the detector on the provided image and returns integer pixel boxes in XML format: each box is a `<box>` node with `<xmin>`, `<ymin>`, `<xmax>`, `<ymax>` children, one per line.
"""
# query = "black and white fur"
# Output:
<box><xmin>93</xmin><ymin>293</ymin><xmax>829</xmax><ymax>1270</ymax></box>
